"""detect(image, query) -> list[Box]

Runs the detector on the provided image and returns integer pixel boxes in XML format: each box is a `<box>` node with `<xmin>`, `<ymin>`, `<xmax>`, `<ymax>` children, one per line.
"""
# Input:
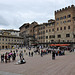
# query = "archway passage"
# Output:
<box><xmin>2</xmin><ymin>46</ymin><xmax>4</xmax><ymax>49</ymax></box>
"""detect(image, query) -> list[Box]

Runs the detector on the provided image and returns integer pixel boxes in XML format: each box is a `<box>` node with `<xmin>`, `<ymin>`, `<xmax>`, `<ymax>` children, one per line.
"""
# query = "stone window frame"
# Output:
<box><xmin>56</xmin><ymin>18</ymin><xmax>59</xmax><ymax>21</ymax></box>
<box><xmin>66</xmin><ymin>34</ymin><xmax>70</xmax><ymax>37</ymax></box>
<box><xmin>46</xmin><ymin>30</ymin><xmax>48</xmax><ymax>33</ymax></box>
<box><xmin>57</xmin><ymin>22</ymin><xmax>59</xmax><ymax>25</ymax></box>
<box><xmin>60</xmin><ymin>17</ymin><xmax>63</xmax><ymax>20</ymax></box>
<box><xmin>68</xmin><ymin>26</ymin><xmax>70</xmax><ymax>29</ymax></box>
<box><xmin>64</xmin><ymin>26</ymin><xmax>66</xmax><ymax>30</ymax></box>
<box><xmin>46</xmin><ymin>36</ymin><xmax>48</xmax><ymax>39</ymax></box>
<box><xmin>63</xmin><ymin>16</ymin><xmax>66</xmax><ymax>19</ymax></box>
<box><xmin>60</xmin><ymin>27</ymin><xmax>62</xmax><ymax>30</ymax></box>
<box><xmin>52</xmin><ymin>29</ymin><xmax>54</xmax><ymax>31</ymax></box>
<box><xmin>67</xmin><ymin>20</ymin><xmax>71</xmax><ymax>22</ymax></box>
<box><xmin>57</xmin><ymin>28</ymin><xmax>59</xmax><ymax>31</ymax></box>
<box><xmin>67</xmin><ymin>14</ymin><xmax>71</xmax><ymax>18</ymax></box>
<box><xmin>63</xmin><ymin>21</ymin><xmax>66</xmax><ymax>23</ymax></box>
<box><xmin>57</xmin><ymin>34</ymin><xmax>61</xmax><ymax>38</ymax></box>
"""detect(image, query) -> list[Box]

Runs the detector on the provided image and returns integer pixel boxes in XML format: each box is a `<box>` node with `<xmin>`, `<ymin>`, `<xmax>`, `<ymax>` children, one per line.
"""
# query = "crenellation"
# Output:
<box><xmin>57</xmin><ymin>10</ymin><xmax>59</xmax><ymax>12</ymax></box>
<box><xmin>62</xmin><ymin>8</ymin><xmax>64</xmax><ymax>10</ymax></box>
<box><xmin>68</xmin><ymin>6</ymin><xmax>70</xmax><ymax>8</ymax></box>
<box><xmin>55</xmin><ymin>11</ymin><xmax>56</xmax><ymax>14</ymax></box>
<box><xmin>65</xmin><ymin>7</ymin><xmax>67</xmax><ymax>9</ymax></box>
<box><xmin>55</xmin><ymin>5</ymin><xmax>75</xmax><ymax>14</ymax></box>
<box><xmin>71</xmin><ymin>5</ymin><xmax>74</xmax><ymax>7</ymax></box>
<box><xmin>60</xmin><ymin>9</ymin><xmax>61</xmax><ymax>11</ymax></box>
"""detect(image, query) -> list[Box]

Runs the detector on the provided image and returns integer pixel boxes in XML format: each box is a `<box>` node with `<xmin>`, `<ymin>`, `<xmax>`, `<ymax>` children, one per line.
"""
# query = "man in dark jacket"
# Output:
<box><xmin>52</xmin><ymin>50</ymin><xmax>55</xmax><ymax>60</ymax></box>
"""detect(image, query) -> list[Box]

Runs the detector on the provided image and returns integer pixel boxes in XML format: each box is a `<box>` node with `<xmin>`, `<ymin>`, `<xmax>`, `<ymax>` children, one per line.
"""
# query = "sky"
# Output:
<box><xmin>0</xmin><ymin>0</ymin><xmax>75</xmax><ymax>30</ymax></box>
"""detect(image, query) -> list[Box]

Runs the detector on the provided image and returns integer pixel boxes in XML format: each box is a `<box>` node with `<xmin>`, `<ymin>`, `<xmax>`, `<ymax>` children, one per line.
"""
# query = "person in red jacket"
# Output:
<box><xmin>5</xmin><ymin>53</ymin><xmax>7</xmax><ymax>63</ymax></box>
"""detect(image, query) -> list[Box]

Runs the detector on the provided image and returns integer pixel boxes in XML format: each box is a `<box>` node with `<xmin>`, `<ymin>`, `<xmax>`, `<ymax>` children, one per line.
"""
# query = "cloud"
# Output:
<box><xmin>0</xmin><ymin>0</ymin><xmax>74</xmax><ymax>29</ymax></box>
<box><xmin>0</xmin><ymin>15</ymin><xmax>9</xmax><ymax>26</ymax></box>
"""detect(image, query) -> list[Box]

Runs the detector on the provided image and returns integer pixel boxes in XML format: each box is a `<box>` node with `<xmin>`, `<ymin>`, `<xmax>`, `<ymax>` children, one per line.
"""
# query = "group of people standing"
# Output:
<box><xmin>1</xmin><ymin>51</ymin><xmax>16</xmax><ymax>63</ymax></box>
<box><xmin>0</xmin><ymin>47</ymin><xmax>66</xmax><ymax>64</ymax></box>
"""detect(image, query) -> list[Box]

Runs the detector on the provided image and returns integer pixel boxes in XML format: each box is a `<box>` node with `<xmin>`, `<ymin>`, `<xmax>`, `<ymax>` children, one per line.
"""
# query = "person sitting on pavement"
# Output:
<box><xmin>15</xmin><ymin>58</ymin><xmax>26</xmax><ymax>65</ymax></box>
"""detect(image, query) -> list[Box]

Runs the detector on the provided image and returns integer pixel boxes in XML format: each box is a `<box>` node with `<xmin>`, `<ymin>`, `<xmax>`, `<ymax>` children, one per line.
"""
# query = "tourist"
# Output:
<box><xmin>8</xmin><ymin>53</ymin><xmax>11</xmax><ymax>62</ymax></box>
<box><xmin>16</xmin><ymin>58</ymin><xmax>26</xmax><ymax>65</ymax></box>
<box><xmin>21</xmin><ymin>51</ymin><xmax>23</xmax><ymax>58</ymax></box>
<box><xmin>13</xmin><ymin>51</ymin><xmax>16</xmax><ymax>61</ymax></box>
<box><xmin>41</xmin><ymin>50</ymin><xmax>43</xmax><ymax>57</ymax></box>
<box><xmin>5</xmin><ymin>53</ymin><xmax>7</xmax><ymax>63</ymax></box>
<box><xmin>1</xmin><ymin>54</ymin><xmax>4</xmax><ymax>63</ymax></box>
<box><xmin>19</xmin><ymin>52</ymin><xmax>22</xmax><ymax>59</ymax></box>
<box><xmin>20</xmin><ymin>58</ymin><xmax>26</xmax><ymax>64</ymax></box>
<box><xmin>29</xmin><ymin>52</ymin><xmax>30</xmax><ymax>56</ymax></box>
<box><xmin>31</xmin><ymin>52</ymin><xmax>33</xmax><ymax>57</ymax></box>
<box><xmin>52</xmin><ymin>50</ymin><xmax>55</xmax><ymax>60</ymax></box>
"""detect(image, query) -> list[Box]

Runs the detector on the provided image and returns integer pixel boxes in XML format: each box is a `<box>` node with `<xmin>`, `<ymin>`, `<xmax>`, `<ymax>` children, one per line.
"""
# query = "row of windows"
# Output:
<box><xmin>38</xmin><ymin>34</ymin><xmax>72</xmax><ymax>39</ymax></box>
<box><xmin>46</xmin><ymin>35</ymin><xmax>55</xmax><ymax>39</ymax></box>
<box><xmin>56</xmin><ymin>40</ymin><xmax>73</xmax><ymax>42</ymax></box>
<box><xmin>57</xmin><ymin>26</ymin><xmax>70</xmax><ymax>31</ymax></box>
<box><xmin>39</xmin><ymin>24</ymin><xmax>55</xmax><ymax>30</ymax></box>
<box><xmin>46</xmin><ymin>23</ymin><xmax>55</xmax><ymax>27</ymax></box>
<box><xmin>45</xmin><ymin>34</ymin><xmax>70</xmax><ymax>39</ymax></box>
<box><xmin>58</xmin><ymin>34</ymin><xmax>70</xmax><ymax>38</ymax></box>
<box><xmin>57</xmin><ymin>20</ymin><xmax>71</xmax><ymax>25</ymax></box>
<box><xmin>39</xmin><ymin>28</ymin><xmax>54</xmax><ymax>34</ymax></box>
<box><xmin>39</xmin><ymin>35</ymin><xmax>55</xmax><ymax>39</ymax></box>
<box><xmin>0</xmin><ymin>39</ymin><xmax>23</xmax><ymax>42</ymax></box>
<box><xmin>37</xmin><ymin>34</ymin><xmax>75</xmax><ymax>40</ymax></box>
<box><xmin>39</xmin><ymin>26</ymin><xmax>45</xmax><ymax>30</ymax></box>
<box><xmin>0</xmin><ymin>43</ymin><xmax>8</xmax><ymax>44</ymax></box>
<box><xmin>0</xmin><ymin>42</ymin><xmax>23</xmax><ymax>44</ymax></box>
<box><xmin>56</xmin><ymin>14</ymin><xmax>71</xmax><ymax>21</ymax></box>
<box><xmin>46</xmin><ymin>29</ymin><xmax>54</xmax><ymax>33</ymax></box>
<box><xmin>39</xmin><ymin>39</ymin><xmax>74</xmax><ymax>43</ymax></box>
<box><xmin>39</xmin><ymin>31</ymin><xmax>45</xmax><ymax>35</ymax></box>
<box><xmin>39</xmin><ymin>36</ymin><xmax>45</xmax><ymax>39</ymax></box>
<box><xmin>38</xmin><ymin>26</ymin><xmax>71</xmax><ymax>34</ymax></box>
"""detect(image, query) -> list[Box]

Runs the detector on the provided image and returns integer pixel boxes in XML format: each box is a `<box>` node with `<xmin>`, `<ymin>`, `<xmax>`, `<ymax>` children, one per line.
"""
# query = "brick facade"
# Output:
<box><xmin>19</xmin><ymin>5</ymin><xmax>75</xmax><ymax>46</ymax></box>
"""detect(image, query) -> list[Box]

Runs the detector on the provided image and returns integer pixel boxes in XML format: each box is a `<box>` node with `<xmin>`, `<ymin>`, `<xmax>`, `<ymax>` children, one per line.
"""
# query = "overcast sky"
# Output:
<box><xmin>0</xmin><ymin>0</ymin><xmax>75</xmax><ymax>30</ymax></box>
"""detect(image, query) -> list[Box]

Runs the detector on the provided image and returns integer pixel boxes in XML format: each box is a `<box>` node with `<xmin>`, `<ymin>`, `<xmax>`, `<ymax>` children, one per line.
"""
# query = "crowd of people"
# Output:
<box><xmin>0</xmin><ymin>46</ymin><xmax>72</xmax><ymax>64</ymax></box>
<box><xmin>1</xmin><ymin>51</ymin><xmax>16</xmax><ymax>63</ymax></box>
<box><xmin>0</xmin><ymin>50</ymin><xmax>26</xmax><ymax>64</ymax></box>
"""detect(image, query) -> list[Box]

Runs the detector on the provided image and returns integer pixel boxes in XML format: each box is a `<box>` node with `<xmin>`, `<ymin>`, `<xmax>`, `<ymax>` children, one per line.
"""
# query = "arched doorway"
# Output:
<box><xmin>2</xmin><ymin>46</ymin><xmax>4</xmax><ymax>49</ymax></box>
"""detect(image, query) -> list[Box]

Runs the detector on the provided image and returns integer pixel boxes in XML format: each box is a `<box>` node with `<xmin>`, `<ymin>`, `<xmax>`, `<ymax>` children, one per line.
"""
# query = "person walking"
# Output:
<box><xmin>52</xmin><ymin>50</ymin><xmax>55</xmax><ymax>60</ymax></box>
<box><xmin>29</xmin><ymin>52</ymin><xmax>30</xmax><ymax>56</ymax></box>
